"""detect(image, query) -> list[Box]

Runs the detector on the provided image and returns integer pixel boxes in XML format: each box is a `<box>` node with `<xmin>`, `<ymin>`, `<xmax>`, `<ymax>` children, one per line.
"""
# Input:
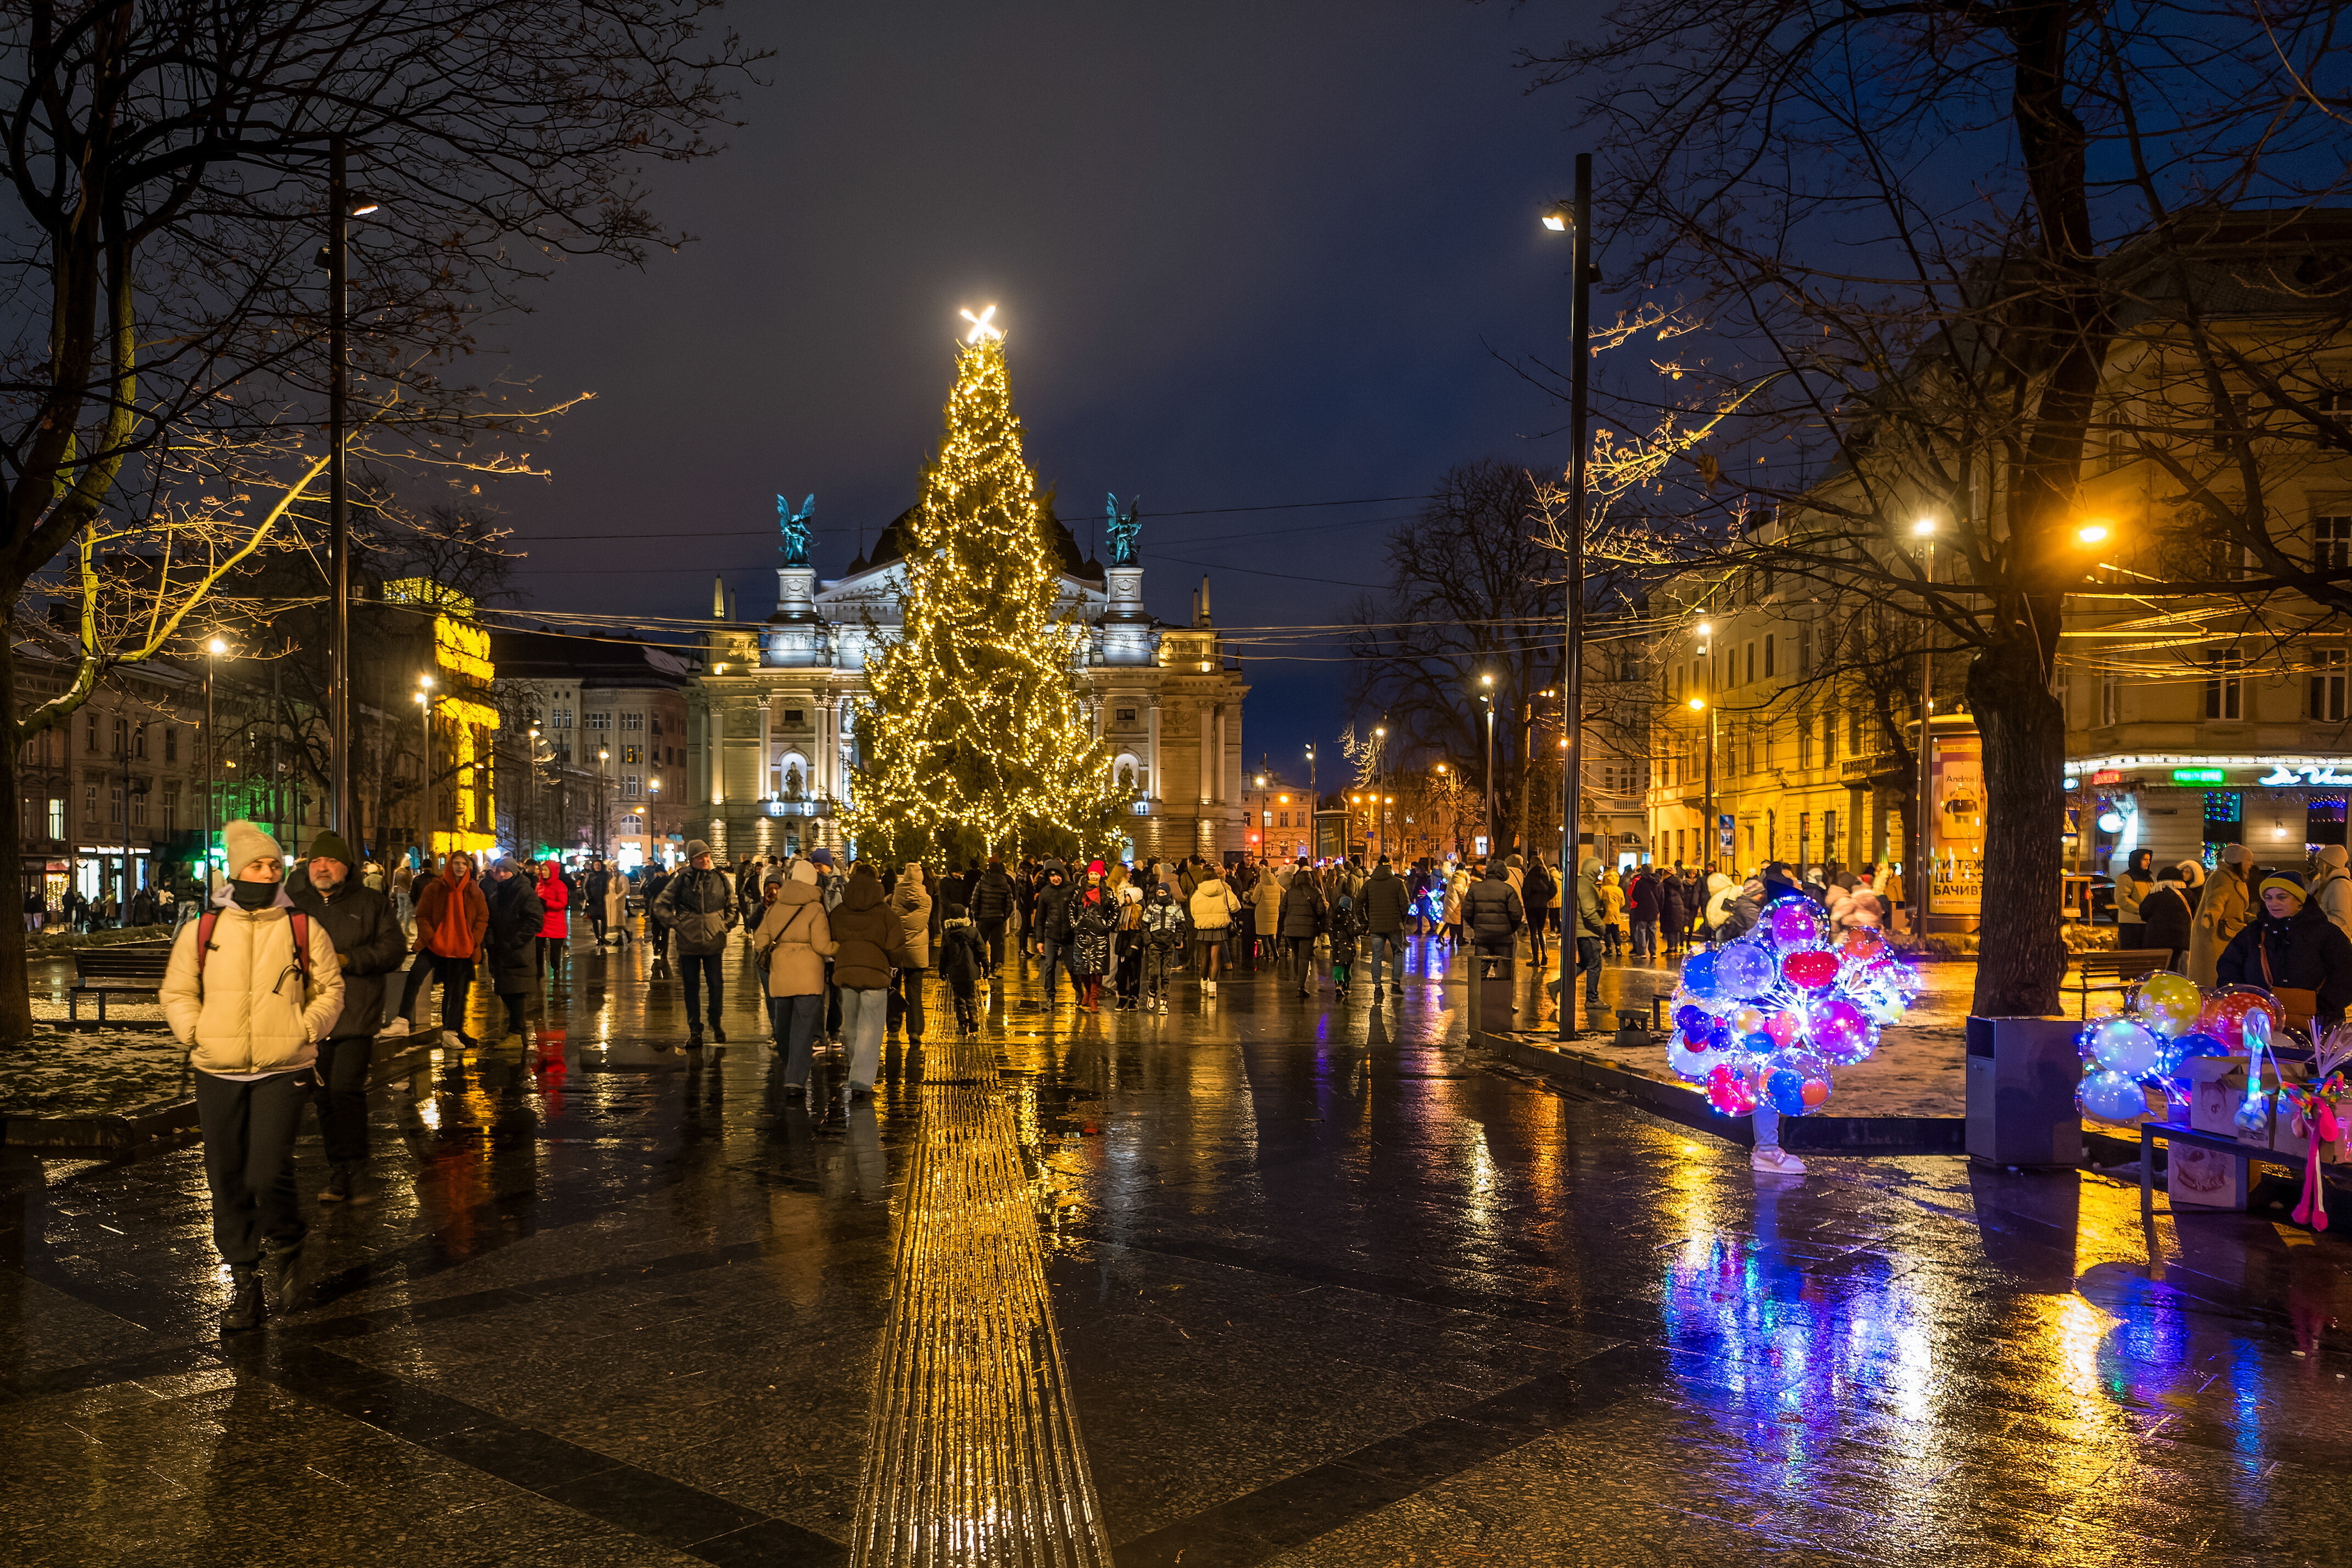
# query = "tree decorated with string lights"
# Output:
<box><xmin>845</xmin><ymin>310</ymin><xmax>1122</xmax><ymax>863</ymax></box>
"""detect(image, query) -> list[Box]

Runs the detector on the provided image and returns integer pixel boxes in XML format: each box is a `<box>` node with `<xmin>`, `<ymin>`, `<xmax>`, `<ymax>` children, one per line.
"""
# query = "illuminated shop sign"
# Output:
<box><xmin>2257</xmin><ymin>762</ymin><xmax>2352</xmax><ymax>786</ymax></box>
<box><xmin>2170</xmin><ymin>768</ymin><xmax>2225</xmax><ymax>784</ymax></box>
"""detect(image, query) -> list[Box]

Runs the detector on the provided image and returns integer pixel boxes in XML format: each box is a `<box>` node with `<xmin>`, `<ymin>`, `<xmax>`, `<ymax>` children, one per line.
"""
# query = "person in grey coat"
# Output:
<box><xmin>653</xmin><ymin>840</ymin><xmax>738</xmax><ymax>1046</ymax></box>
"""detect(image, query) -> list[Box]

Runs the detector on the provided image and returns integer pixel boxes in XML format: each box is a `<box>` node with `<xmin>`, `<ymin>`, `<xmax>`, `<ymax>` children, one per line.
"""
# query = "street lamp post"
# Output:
<box><xmin>1479</xmin><ymin>674</ymin><xmax>1496</xmax><ymax>856</ymax></box>
<box><xmin>1304</xmin><ymin>743</ymin><xmax>1317</xmax><ymax>856</ymax></box>
<box><xmin>1690</xmin><ymin>697</ymin><xmax>1717</xmax><ymax>872</ymax></box>
<box><xmin>1912</xmin><ymin>519</ymin><xmax>1935</xmax><ymax>939</ymax></box>
<box><xmin>598</xmin><ymin>747</ymin><xmax>611</xmax><ymax>861</ymax></box>
<box><xmin>415</xmin><ymin>675</ymin><xmax>435</xmax><ymax>867</ymax></box>
<box><xmin>1545</xmin><ymin>152</ymin><xmax>1595</xmax><ymax>1041</ymax></box>
<box><xmin>204</xmin><ymin>637</ymin><xmax>227</xmax><ymax>888</ymax></box>
<box><xmin>323</xmin><ymin>144</ymin><xmax>381</xmax><ymax>841</ymax></box>
<box><xmin>1373</xmin><ymin>723</ymin><xmax>1387</xmax><ymax>860</ymax></box>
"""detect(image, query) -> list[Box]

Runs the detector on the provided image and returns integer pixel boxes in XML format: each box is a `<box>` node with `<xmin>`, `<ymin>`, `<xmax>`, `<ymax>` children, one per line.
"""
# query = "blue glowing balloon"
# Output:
<box><xmin>2172</xmin><ymin>1031</ymin><xmax>2228</xmax><ymax>1061</ymax></box>
<box><xmin>1681</xmin><ymin>950</ymin><xmax>1719</xmax><ymax>999</ymax></box>
<box><xmin>1674</xmin><ymin>1004</ymin><xmax>1713</xmax><ymax>1037</ymax></box>
<box><xmin>2087</xmin><ymin>1017</ymin><xmax>2164</xmax><ymax>1078</ymax></box>
<box><xmin>1716</xmin><ymin>943</ymin><xmax>1775</xmax><ymax>998</ymax></box>
<box><xmin>1741</xmin><ymin>1032</ymin><xmax>1777</xmax><ymax>1057</ymax></box>
<box><xmin>1764</xmin><ymin>1065</ymin><xmax>1810</xmax><ymax>1116</ymax></box>
<box><xmin>2077</xmin><ymin>1068</ymin><xmax>2150</xmax><ymax>1125</ymax></box>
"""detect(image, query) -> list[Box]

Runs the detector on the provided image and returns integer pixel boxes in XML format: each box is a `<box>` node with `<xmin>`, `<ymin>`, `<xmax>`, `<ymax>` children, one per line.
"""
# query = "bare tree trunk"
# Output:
<box><xmin>1966</xmin><ymin>630</ymin><xmax>2067</xmax><ymax>1015</ymax></box>
<box><xmin>0</xmin><ymin>637</ymin><xmax>30</xmax><ymax>1045</ymax></box>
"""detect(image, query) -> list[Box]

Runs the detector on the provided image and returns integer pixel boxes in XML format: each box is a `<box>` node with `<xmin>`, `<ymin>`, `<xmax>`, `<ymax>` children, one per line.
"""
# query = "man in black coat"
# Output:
<box><xmin>972</xmin><ymin>858</ymin><xmax>1016</xmax><ymax>976</ymax></box>
<box><xmin>1357</xmin><ymin>856</ymin><xmax>1411</xmax><ymax>1001</ymax></box>
<box><xmin>290</xmin><ymin>831</ymin><xmax>407</xmax><ymax>1205</ymax></box>
<box><xmin>1031</xmin><ymin>865</ymin><xmax>1076</xmax><ymax>1005</ymax></box>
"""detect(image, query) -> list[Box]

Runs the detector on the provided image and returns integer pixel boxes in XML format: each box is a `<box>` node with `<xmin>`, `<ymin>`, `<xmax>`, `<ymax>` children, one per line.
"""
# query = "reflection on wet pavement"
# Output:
<box><xmin>2</xmin><ymin>931</ymin><xmax>2348</xmax><ymax>1566</ymax></box>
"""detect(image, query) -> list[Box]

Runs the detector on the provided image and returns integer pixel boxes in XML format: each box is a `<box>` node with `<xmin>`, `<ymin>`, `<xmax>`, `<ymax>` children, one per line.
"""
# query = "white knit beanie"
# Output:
<box><xmin>222</xmin><ymin>820</ymin><xmax>282</xmax><ymax>875</ymax></box>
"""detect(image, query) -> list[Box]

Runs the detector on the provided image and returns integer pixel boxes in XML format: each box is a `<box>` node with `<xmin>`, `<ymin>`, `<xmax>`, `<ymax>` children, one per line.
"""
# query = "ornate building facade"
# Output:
<box><xmin>688</xmin><ymin>503</ymin><xmax>1249</xmax><ymax>864</ymax></box>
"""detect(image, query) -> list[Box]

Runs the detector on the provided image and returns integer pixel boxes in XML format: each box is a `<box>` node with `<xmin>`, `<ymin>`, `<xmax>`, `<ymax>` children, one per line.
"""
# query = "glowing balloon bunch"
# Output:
<box><xmin>2073</xmin><ymin>972</ymin><xmax>2284</xmax><ymax>1126</ymax></box>
<box><xmin>1664</xmin><ymin>897</ymin><xmax>1923</xmax><ymax>1118</ymax></box>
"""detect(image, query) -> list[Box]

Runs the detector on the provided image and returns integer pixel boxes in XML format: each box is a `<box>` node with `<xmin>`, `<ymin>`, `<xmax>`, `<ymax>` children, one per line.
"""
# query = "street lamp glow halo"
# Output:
<box><xmin>1688</xmin><ymin>697</ymin><xmax>1706</xmax><ymax>711</ymax></box>
<box><xmin>2076</xmin><ymin>522</ymin><xmax>2111</xmax><ymax>545</ymax></box>
<box><xmin>1912</xmin><ymin>518</ymin><xmax>1936</xmax><ymax>537</ymax></box>
<box><xmin>1541</xmin><ymin>206</ymin><xmax>1569</xmax><ymax>232</ymax></box>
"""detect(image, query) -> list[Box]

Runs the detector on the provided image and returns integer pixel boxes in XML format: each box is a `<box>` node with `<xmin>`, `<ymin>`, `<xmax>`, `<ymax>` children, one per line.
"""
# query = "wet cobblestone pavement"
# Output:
<box><xmin>4</xmin><ymin>931</ymin><xmax>2349</xmax><ymax>1565</ymax></box>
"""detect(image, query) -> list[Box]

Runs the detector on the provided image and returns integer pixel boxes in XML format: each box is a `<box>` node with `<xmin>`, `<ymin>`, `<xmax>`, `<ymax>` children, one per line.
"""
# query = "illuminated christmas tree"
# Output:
<box><xmin>846</xmin><ymin>310</ymin><xmax>1121</xmax><ymax>862</ymax></box>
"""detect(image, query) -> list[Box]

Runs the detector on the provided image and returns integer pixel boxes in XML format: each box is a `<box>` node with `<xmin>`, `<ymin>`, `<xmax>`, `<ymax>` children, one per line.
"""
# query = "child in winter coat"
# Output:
<box><xmin>1329</xmin><ymin>892</ymin><xmax>1362</xmax><ymax>990</ymax></box>
<box><xmin>937</xmin><ymin>900</ymin><xmax>987</xmax><ymax>1034</ymax></box>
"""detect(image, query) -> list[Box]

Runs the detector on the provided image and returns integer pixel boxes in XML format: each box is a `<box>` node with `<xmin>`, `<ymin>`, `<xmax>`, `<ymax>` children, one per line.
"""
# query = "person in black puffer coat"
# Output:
<box><xmin>1627</xmin><ymin>867</ymin><xmax>1662</xmax><ymax>961</ymax></box>
<box><xmin>2215</xmin><ymin>870</ymin><xmax>2352</xmax><ymax>1030</ymax></box>
<box><xmin>1461</xmin><ymin>862</ymin><xmax>1524</xmax><ymax>957</ymax></box>
<box><xmin>1661</xmin><ymin>872</ymin><xmax>1692</xmax><ymax>955</ymax></box>
<box><xmin>483</xmin><ymin>858</ymin><xmax>548</xmax><ymax>1044</ymax></box>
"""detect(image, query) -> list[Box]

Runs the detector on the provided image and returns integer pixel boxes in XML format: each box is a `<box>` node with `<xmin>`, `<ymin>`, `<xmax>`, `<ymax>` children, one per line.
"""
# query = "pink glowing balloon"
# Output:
<box><xmin>1706</xmin><ymin>1062</ymin><xmax>1759</xmax><ymax>1116</ymax></box>
<box><xmin>1806</xmin><ymin>996</ymin><xmax>1879</xmax><ymax>1065</ymax></box>
<box><xmin>1780</xmin><ymin>949</ymin><xmax>1840</xmax><ymax>991</ymax></box>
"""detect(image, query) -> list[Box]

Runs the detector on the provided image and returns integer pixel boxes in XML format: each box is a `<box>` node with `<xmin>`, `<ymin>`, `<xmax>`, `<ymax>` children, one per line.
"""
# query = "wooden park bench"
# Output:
<box><xmin>67</xmin><ymin>943</ymin><xmax>176</xmax><ymax>1023</ymax></box>
<box><xmin>2065</xmin><ymin>949</ymin><xmax>2172</xmax><ymax>1019</ymax></box>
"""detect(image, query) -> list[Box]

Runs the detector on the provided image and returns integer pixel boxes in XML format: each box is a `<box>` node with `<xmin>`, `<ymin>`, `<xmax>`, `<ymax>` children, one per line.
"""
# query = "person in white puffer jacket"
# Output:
<box><xmin>160</xmin><ymin>821</ymin><xmax>343</xmax><ymax>1334</ymax></box>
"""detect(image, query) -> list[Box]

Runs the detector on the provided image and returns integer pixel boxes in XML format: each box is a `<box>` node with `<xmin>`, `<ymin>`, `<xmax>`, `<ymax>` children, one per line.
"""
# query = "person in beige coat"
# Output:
<box><xmin>754</xmin><ymin>863</ymin><xmax>836</xmax><ymax>1094</ymax></box>
<box><xmin>160</xmin><ymin>821</ymin><xmax>344</xmax><ymax>1333</ymax></box>
<box><xmin>887</xmin><ymin>862</ymin><xmax>933</xmax><ymax>1040</ymax></box>
<box><xmin>2186</xmin><ymin>845</ymin><xmax>2253</xmax><ymax>989</ymax></box>
<box><xmin>2311</xmin><ymin>845</ymin><xmax>2352</xmax><ymax>941</ymax></box>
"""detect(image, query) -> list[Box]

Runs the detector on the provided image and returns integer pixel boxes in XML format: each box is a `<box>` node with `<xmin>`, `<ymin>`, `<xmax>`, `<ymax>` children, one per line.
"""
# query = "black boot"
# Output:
<box><xmin>711</xmin><ymin>1025</ymin><xmax>727</xmax><ymax>1044</ymax></box>
<box><xmin>222</xmin><ymin>1265</ymin><xmax>264</xmax><ymax>1333</ymax></box>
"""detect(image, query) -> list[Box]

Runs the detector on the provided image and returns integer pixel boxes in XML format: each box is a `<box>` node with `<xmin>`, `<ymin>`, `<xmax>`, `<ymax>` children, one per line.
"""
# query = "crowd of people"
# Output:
<box><xmin>147</xmin><ymin>816</ymin><xmax>1921</xmax><ymax>1333</ymax></box>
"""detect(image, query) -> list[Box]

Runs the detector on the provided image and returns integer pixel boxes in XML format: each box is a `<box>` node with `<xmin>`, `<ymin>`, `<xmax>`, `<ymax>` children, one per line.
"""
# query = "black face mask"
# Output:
<box><xmin>230</xmin><ymin>879</ymin><xmax>277</xmax><ymax>910</ymax></box>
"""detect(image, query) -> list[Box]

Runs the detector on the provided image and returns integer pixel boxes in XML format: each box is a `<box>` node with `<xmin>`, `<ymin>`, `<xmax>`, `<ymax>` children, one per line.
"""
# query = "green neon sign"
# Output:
<box><xmin>2170</xmin><ymin>768</ymin><xmax>2225</xmax><ymax>784</ymax></box>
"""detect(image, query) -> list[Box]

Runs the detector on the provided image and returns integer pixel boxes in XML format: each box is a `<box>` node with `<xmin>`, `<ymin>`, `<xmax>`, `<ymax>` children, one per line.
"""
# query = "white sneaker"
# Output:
<box><xmin>1204</xmin><ymin>979</ymin><xmax>1216</xmax><ymax>994</ymax></box>
<box><xmin>1750</xmin><ymin>1145</ymin><xmax>1807</xmax><ymax>1175</ymax></box>
<box><xmin>375</xmin><ymin>1017</ymin><xmax>411</xmax><ymax>1039</ymax></box>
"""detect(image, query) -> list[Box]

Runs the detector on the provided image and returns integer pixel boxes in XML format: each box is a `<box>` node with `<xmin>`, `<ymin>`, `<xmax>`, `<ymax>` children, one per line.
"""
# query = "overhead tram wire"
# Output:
<box><xmin>506</xmin><ymin>492</ymin><xmax>1441</xmax><ymax>544</ymax></box>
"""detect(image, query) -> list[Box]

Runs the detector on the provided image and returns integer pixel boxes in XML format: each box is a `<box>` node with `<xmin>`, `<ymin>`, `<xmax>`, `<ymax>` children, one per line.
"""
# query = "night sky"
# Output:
<box><xmin>484</xmin><ymin>2</ymin><xmax>1593</xmax><ymax>782</ymax></box>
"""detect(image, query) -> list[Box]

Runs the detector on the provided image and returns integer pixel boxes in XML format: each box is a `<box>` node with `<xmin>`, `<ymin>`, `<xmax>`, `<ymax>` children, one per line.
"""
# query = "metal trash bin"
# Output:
<box><xmin>1473</xmin><ymin>951</ymin><xmax>1515</xmax><ymax>1036</ymax></box>
<box><xmin>1964</xmin><ymin>1015</ymin><xmax>2085</xmax><ymax>1167</ymax></box>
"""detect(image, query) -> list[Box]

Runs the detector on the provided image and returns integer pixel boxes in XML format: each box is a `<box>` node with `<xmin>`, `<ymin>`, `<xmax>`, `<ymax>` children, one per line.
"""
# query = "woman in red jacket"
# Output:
<box><xmin>535</xmin><ymin>860</ymin><xmax>570</xmax><ymax>980</ymax></box>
